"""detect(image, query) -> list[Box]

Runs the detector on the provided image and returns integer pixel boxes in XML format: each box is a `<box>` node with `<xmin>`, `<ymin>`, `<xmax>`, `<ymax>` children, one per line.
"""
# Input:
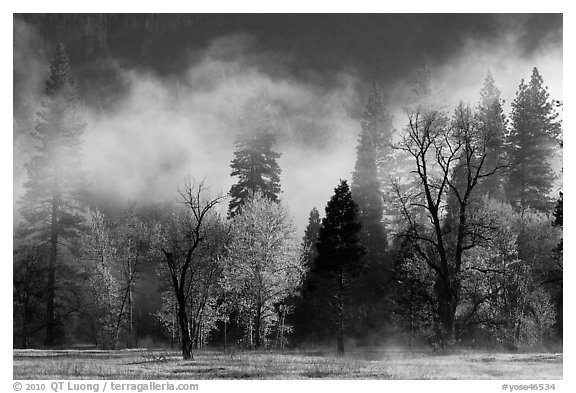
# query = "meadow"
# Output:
<box><xmin>13</xmin><ymin>348</ymin><xmax>562</xmax><ymax>380</ymax></box>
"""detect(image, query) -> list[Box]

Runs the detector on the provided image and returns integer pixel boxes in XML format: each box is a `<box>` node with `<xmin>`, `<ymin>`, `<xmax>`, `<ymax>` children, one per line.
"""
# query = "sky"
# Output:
<box><xmin>12</xmin><ymin>14</ymin><xmax>563</xmax><ymax>234</ymax></box>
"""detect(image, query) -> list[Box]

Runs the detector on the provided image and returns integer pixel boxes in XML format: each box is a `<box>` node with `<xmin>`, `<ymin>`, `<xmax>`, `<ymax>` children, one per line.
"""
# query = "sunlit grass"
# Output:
<box><xmin>13</xmin><ymin>348</ymin><xmax>562</xmax><ymax>380</ymax></box>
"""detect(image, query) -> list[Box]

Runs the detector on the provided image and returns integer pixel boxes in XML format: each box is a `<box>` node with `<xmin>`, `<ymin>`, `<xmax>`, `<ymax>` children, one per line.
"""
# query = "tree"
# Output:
<box><xmin>458</xmin><ymin>198</ymin><xmax>561</xmax><ymax>349</ymax></box>
<box><xmin>13</xmin><ymin>245</ymin><xmax>47</xmax><ymax>349</ymax></box>
<box><xmin>156</xmin><ymin>211</ymin><xmax>228</xmax><ymax>350</ymax></box>
<box><xmin>553</xmin><ymin>192</ymin><xmax>563</xmax><ymax>228</ymax></box>
<box><xmin>350</xmin><ymin>84</ymin><xmax>395</xmax><ymax>342</ymax></box>
<box><xmin>156</xmin><ymin>179</ymin><xmax>225</xmax><ymax>359</ymax></box>
<box><xmin>289</xmin><ymin>207</ymin><xmax>324</xmax><ymax>345</ymax></box>
<box><xmin>228</xmin><ymin>95</ymin><xmax>282</xmax><ymax>216</ymax></box>
<box><xmin>475</xmin><ymin>71</ymin><xmax>507</xmax><ymax>198</ymax></box>
<box><xmin>505</xmin><ymin>68</ymin><xmax>561</xmax><ymax>212</ymax></box>
<box><xmin>442</xmin><ymin>73</ymin><xmax>508</xmax><ymax>244</ymax></box>
<box><xmin>79</xmin><ymin>209</ymin><xmax>121</xmax><ymax>349</ymax></box>
<box><xmin>154</xmin><ymin>290</ymin><xmax>180</xmax><ymax>349</ymax></box>
<box><xmin>77</xmin><ymin>205</ymin><xmax>158</xmax><ymax>349</ymax></box>
<box><xmin>313</xmin><ymin>180</ymin><xmax>365</xmax><ymax>354</ymax></box>
<box><xmin>17</xmin><ymin>42</ymin><xmax>86</xmax><ymax>346</ymax></box>
<box><xmin>549</xmin><ymin>191</ymin><xmax>563</xmax><ymax>340</ymax></box>
<box><xmin>393</xmin><ymin>102</ymin><xmax>506</xmax><ymax>346</ymax></box>
<box><xmin>301</xmin><ymin>207</ymin><xmax>322</xmax><ymax>269</ymax></box>
<box><xmin>351</xmin><ymin>83</ymin><xmax>393</xmax><ymax>264</ymax></box>
<box><xmin>391</xmin><ymin>235</ymin><xmax>438</xmax><ymax>348</ymax></box>
<box><xmin>113</xmin><ymin>207</ymin><xmax>155</xmax><ymax>348</ymax></box>
<box><xmin>228</xmin><ymin>133</ymin><xmax>282</xmax><ymax>216</ymax></box>
<box><xmin>508</xmin><ymin>206</ymin><xmax>559</xmax><ymax>348</ymax></box>
<box><xmin>223</xmin><ymin>193</ymin><xmax>303</xmax><ymax>348</ymax></box>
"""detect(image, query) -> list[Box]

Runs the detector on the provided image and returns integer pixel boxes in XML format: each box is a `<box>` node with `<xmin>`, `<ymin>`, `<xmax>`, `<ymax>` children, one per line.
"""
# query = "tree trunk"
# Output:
<box><xmin>191</xmin><ymin>320</ymin><xmax>198</xmax><ymax>349</ymax></box>
<box><xmin>337</xmin><ymin>270</ymin><xmax>345</xmax><ymax>355</ymax></box>
<box><xmin>21</xmin><ymin>309</ymin><xmax>29</xmax><ymax>349</ymax></box>
<box><xmin>255</xmin><ymin>302</ymin><xmax>262</xmax><ymax>348</ymax></box>
<box><xmin>223</xmin><ymin>319</ymin><xmax>227</xmax><ymax>352</ymax></box>
<box><xmin>275</xmin><ymin>308</ymin><xmax>281</xmax><ymax>348</ymax></box>
<box><xmin>279</xmin><ymin>306</ymin><xmax>286</xmax><ymax>350</ymax></box>
<box><xmin>438</xmin><ymin>293</ymin><xmax>458</xmax><ymax>347</ymax></box>
<box><xmin>127</xmin><ymin>283</ymin><xmax>133</xmax><ymax>348</ymax></box>
<box><xmin>445</xmin><ymin>299</ymin><xmax>457</xmax><ymax>346</ymax></box>
<box><xmin>171</xmin><ymin>302</ymin><xmax>177</xmax><ymax>350</ymax></box>
<box><xmin>514</xmin><ymin>271</ymin><xmax>529</xmax><ymax>347</ymax></box>
<box><xmin>223</xmin><ymin>294</ymin><xmax>228</xmax><ymax>352</ymax></box>
<box><xmin>113</xmin><ymin>284</ymin><xmax>130</xmax><ymax>350</ymax></box>
<box><xmin>434</xmin><ymin>270</ymin><xmax>459</xmax><ymax>348</ymax></box>
<box><xmin>248</xmin><ymin>320</ymin><xmax>253</xmax><ymax>348</ymax></box>
<box><xmin>127</xmin><ymin>242</ymin><xmax>134</xmax><ymax>349</ymax></box>
<box><xmin>409</xmin><ymin>284</ymin><xmax>414</xmax><ymax>350</ymax></box>
<box><xmin>45</xmin><ymin>194</ymin><xmax>59</xmax><ymax>346</ymax></box>
<box><xmin>178</xmin><ymin>298</ymin><xmax>193</xmax><ymax>360</ymax></box>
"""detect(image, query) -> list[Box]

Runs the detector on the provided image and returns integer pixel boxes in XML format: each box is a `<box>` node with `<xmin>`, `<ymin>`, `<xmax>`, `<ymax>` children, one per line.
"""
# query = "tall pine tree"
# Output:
<box><xmin>17</xmin><ymin>43</ymin><xmax>87</xmax><ymax>346</ymax></box>
<box><xmin>314</xmin><ymin>180</ymin><xmax>364</xmax><ymax>354</ymax></box>
<box><xmin>505</xmin><ymin>68</ymin><xmax>561</xmax><ymax>212</ymax></box>
<box><xmin>476</xmin><ymin>71</ymin><xmax>508</xmax><ymax>198</ymax></box>
<box><xmin>228</xmin><ymin>95</ymin><xmax>282</xmax><ymax>216</ymax></box>
<box><xmin>351</xmin><ymin>83</ymin><xmax>392</xmax><ymax>264</ymax></box>
<box><xmin>349</xmin><ymin>84</ymin><xmax>396</xmax><ymax>342</ymax></box>
<box><xmin>301</xmin><ymin>207</ymin><xmax>321</xmax><ymax>270</ymax></box>
<box><xmin>289</xmin><ymin>207</ymin><xmax>323</xmax><ymax>344</ymax></box>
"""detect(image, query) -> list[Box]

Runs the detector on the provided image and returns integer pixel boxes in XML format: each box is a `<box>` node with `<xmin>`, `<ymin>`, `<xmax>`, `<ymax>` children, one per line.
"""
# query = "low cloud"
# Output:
<box><xmin>13</xmin><ymin>17</ymin><xmax>562</xmax><ymax>233</ymax></box>
<box><xmin>78</xmin><ymin>35</ymin><xmax>361</xmax><ymax>230</ymax></box>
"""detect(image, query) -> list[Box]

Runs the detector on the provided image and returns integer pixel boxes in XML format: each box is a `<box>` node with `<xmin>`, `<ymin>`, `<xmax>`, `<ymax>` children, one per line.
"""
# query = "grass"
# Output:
<box><xmin>13</xmin><ymin>348</ymin><xmax>563</xmax><ymax>380</ymax></box>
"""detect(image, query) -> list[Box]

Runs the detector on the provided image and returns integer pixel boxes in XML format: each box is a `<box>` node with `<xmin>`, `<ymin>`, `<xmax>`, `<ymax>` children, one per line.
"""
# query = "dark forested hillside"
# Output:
<box><xmin>15</xmin><ymin>14</ymin><xmax>562</xmax><ymax>108</ymax></box>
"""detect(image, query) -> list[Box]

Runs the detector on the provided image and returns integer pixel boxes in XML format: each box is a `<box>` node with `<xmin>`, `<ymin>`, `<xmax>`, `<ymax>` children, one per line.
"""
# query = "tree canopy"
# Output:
<box><xmin>505</xmin><ymin>68</ymin><xmax>561</xmax><ymax>212</ymax></box>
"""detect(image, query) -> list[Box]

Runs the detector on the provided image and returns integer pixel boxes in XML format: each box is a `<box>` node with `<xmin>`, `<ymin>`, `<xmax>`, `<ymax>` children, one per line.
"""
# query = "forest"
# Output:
<box><xmin>13</xmin><ymin>15</ymin><xmax>563</xmax><ymax>363</ymax></box>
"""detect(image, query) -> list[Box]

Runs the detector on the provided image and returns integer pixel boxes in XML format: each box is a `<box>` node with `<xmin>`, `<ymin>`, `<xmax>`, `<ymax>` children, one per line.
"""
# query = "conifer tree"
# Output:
<box><xmin>505</xmin><ymin>68</ymin><xmax>561</xmax><ymax>212</ymax></box>
<box><xmin>476</xmin><ymin>71</ymin><xmax>508</xmax><ymax>198</ymax></box>
<box><xmin>228</xmin><ymin>94</ymin><xmax>282</xmax><ymax>217</ymax></box>
<box><xmin>17</xmin><ymin>43</ymin><xmax>87</xmax><ymax>346</ymax></box>
<box><xmin>351</xmin><ymin>83</ymin><xmax>392</xmax><ymax>264</ymax></box>
<box><xmin>289</xmin><ymin>207</ymin><xmax>324</xmax><ymax>345</ymax></box>
<box><xmin>301</xmin><ymin>207</ymin><xmax>321</xmax><ymax>269</ymax></box>
<box><xmin>228</xmin><ymin>132</ymin><xmax>281</xmax><ymax>216</ymax></box>
<box><xmin>314</xmin><ymin>180</ymin><xmax>365</xmax><ymax>354</ymax></box>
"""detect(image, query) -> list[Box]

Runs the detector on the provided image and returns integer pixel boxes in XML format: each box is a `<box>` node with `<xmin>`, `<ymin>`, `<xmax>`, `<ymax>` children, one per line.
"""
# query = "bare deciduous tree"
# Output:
<box><xmin>157</xmin><ymin>178</ymin><xmax>225</xmax><ymax>360</ymax></box>
<box><xmin>394</xmin><ymin>103</ymin><xmax>507</xmax><ymax>345</ymax></box>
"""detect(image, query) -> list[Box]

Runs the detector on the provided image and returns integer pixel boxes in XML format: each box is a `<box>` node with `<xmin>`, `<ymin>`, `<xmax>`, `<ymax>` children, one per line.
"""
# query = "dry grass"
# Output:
<box><xmin>13</xmin><ymin>348</ymin><xmax>562</xmax><ymax>380</ymax></box>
